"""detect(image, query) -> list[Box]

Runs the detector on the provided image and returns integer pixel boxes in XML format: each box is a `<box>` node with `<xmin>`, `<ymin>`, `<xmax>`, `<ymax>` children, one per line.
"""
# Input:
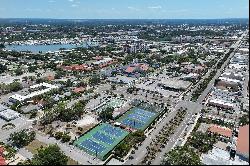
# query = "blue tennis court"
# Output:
<box><xmin>79</xmin><ymin>139</ymin><xmax>106</xmax><ymax>153</ymax></box>
<box><xmin>93</xmin><ymin>132</ymin><xmax>115</xmax><ymax>145</ymax></box>
<box><xmin>74</xmin><ymin>123</ymin><xmax>129</xmax><ymax>160</ymax></box>
<box><xmin>127</xmin><ymin>113</ymin><xmax>151</xmax><ymax>122</ymax></box>
<box><xmin>102</xmin><ymin>125</ymin><xmax>124</xmax><ymax>137</ymax></box>
<box><xmin>117</xmin><ymin>107</ymin><xmax>159</xmax><ymax>130</ymax></box>
<box><xmin>135</xmin><ymin>108</ymin><xmax>156</xmax><ymax>117</ymax></box>
<box><xmin>121</xmin><ymin>118</ymin><xmax>144</xmax><ymax>129</ymax></box>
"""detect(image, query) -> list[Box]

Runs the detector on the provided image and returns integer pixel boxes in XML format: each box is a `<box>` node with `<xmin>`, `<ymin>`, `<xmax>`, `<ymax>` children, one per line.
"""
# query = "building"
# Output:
<box><xmin>208</xmin><ymin>124</ymin><xmax>232</xmax><ymax>139</ymax></box>
<box><xmin>215</xmin><ymin>78</ymin><xmax>241</xmax><ymax>92</ymax></box>
<box><xmin>92</xmin><ymin>57</ymin><xmax>117</xmax><ymax>68</ymax></box>
<box><xmin>236</xmin><ymin>125</ymin><xmax>249</xmax><ymax>161</ymax></box>
<box><xmin>182</xmin><ymin>64</ymin><xmax>205</xmax><ymax>74</ymax></box>
<box><xmin>201</xmin><ymin>146</ymin><xmax>249</xmax><ymax>165</ymax></box>
<box><xmin>9</xmin><ymin>83</ymin><xmax>59</xmax><ymax>103</ymax></box>
<box><xmin>157</xmin><ymin>79</ymin><xmax>192</xmax><ymax>92</ymax></box>
<box><xmin>0</xmin><ymin>147</ymin><xmax>7</xmax><ymax>165</ymax></box>
<box><xmin>60</xmin><ymin>64</ymin><xmax>92</xmax><ymax>71</ymax></box>
<box><xmin>208</xmin><ymin>98</ymin><xmax>234</xmax><ymax>109</ymax></box>
<box><xmin>0</xmin><ymin>109</ymin><xmax>20</xmax><ymax>121</ymax></box>
<box><xmin>72</xmin><ymin>87</ymin><xmax>85</xmax><ymax>93</ymax></box>
<box><xmin>107</xmin><ymin>75</ymin><xmax>137</xmax><ymax>86</ymax></box>
<box><xmin>123</xmin><ymin>63</ymin><xmax>149</xmax><ymax>76</ymax></box>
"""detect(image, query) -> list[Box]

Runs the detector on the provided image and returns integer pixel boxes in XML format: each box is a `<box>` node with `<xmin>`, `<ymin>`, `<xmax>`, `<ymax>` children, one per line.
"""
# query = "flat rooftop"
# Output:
<box><xmin>201</xmin><ymin>147</ymin><xmax>249</xmax><ymax>165</ymax></box>
<box><xmin>158</xmin><ymin>78</ymin><xmax>192</xmax><ymax>90</ymax></box>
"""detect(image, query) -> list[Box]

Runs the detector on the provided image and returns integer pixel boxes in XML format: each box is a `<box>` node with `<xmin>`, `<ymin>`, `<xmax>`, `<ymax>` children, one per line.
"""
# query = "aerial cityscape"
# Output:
<box><xmin>0</xmin><ymin>0</ymin><xmax>249</xmax><ymax>165</ymax></box>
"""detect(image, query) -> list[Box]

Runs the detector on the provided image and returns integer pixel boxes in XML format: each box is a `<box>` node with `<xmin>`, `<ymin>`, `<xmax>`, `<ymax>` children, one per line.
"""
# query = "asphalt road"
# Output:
<box><xmin>124</xmin><ymin>101</ymin><xmax>201</xmax><ymax>165</ymax></box>
<box><xmin>197</xmin><ymin>33</ymin><xmax>245</xmax><ymax>104</ymax></box>
<box><xmin>124</xmin><ymin>110</ymin><xmax>177</xmax><ymax>165</ymax></box>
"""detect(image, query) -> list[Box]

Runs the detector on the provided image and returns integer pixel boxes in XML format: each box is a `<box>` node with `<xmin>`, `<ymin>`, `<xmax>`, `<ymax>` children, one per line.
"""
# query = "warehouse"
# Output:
<box><xmin>157</xmin><ymin>79</ymin><xmax>192</xmax><ymax>92</ymax></box>
<box><xmin>9</xmin><ymin>83</ymin><xmax>59</xmax><ymax>103</ymax></box>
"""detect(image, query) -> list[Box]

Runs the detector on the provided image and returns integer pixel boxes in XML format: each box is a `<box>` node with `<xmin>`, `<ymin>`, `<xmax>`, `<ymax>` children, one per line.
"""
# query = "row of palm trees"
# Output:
<box><xmin>141</xmin><ymin>108</ymin><xmax>188</xmax><ymax>165</ymax></box>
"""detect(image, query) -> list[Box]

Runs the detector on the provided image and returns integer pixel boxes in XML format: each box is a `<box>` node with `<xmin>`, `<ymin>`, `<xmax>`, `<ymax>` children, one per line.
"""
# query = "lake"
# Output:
<box><xmin>5</xmin><ymin>42</ymin><xmax>98</xmax><ymax>53</ymax></box>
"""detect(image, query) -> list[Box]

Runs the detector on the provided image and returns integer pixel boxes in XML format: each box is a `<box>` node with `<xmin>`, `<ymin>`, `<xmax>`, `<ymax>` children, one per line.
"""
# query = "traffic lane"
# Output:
<box><xmin>124</xmin><ymin>110</ymin><xmax>177</xmax><ymax>165</ymax></box>
<box><xmin>151</xmin><ymin>112</ymin><xmax>193</xmax><ymax>165</ymax></box>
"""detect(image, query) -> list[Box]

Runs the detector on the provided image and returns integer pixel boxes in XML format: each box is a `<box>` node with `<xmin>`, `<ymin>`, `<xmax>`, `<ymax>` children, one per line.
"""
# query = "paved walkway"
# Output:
<box><xmin>18</xmin><ymin>148</ymin><xmax>33</xmax><ymax>159</ymax></box>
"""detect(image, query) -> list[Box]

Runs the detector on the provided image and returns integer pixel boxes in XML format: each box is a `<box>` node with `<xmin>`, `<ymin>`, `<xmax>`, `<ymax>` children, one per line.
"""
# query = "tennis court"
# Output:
<box><xmin>96</xmin><ymin>98</ymin><xmax>125</xmax><ymax>112</ymax></box>
<box><xmin>74</xmin><ymin>123</ymin><xmax>129</xmax><ymax>160</ymax></box>
<box><xmin>117</xmin><ymin>107</ymin><xmax>159</xmax><ymax>130</ymax></box>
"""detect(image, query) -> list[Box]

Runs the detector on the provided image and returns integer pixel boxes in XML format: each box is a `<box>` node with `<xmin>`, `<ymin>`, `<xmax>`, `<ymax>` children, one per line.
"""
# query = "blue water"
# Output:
<box><xmin>5</xmin><ymin>42</ymin><xmax>98</xmax><ymax>53</ymax></box>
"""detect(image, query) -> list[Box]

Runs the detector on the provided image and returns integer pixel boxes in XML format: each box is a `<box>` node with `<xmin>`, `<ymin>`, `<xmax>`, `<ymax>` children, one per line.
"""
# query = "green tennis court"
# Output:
<box><xmin>74</xmin><ymin>123</ymin><xmax>129</xmax><ymax>160</ymax></box>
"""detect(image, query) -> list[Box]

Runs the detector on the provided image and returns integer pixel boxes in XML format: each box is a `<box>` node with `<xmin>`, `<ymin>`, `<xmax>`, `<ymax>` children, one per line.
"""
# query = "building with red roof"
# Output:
<box><xmin>59</xmin><ymin>64</ymin><xmax>91</xmax><ymax>72</ymax></box>
<box><xmin>0</xmin><ymin>147</ymin><xmax>6</xmax><ymax>165</ymax></box>
<box><xmin>236</xmin><ymin>124</ymin><xmax>249</xmax><ymax>161</ymax></box>
<box><xmin>208</xmin><ymin>124</ymin><xmax>232</xmax><ymax>138</ymax></box>
<box><xmin>124</xmin><ymin>63</ymin><xmax>149</xmax><ymax>75</ymax></box>
<box><xmin>73</xmin><ymin>87</ymin><xmax>86</xmax><ymax>93</ymax></box>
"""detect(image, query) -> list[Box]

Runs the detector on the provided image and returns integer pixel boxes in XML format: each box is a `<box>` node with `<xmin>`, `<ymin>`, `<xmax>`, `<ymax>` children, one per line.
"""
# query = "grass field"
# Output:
<box><xmin>25</xmin><ymin>139</ymin><xmax>47</xmax><ymax>154</ymax></box>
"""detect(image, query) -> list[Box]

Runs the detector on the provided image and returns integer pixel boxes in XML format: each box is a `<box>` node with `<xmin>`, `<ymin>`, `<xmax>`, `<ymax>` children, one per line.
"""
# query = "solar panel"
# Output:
<box><xmin>93</xmin><ymin>132</ymin><xmax>115</xmax><ymax>145</ymax></box>
<box><xmin>80</xmin><ymin>139</ymin><xmax>106</xmax><ymax>154</ymax></box>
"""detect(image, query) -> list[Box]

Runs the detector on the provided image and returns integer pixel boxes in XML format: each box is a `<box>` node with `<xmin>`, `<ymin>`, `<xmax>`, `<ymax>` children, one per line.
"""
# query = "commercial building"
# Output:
<box><xmin>208</xmin><ymin>98</ymin><xmax>234</xmax><ymax>109</ymax></box>
<box><xmin>9</xmin><ymin>83</ymin><xmax>59</xmax><ymax>103</ymax></box>
<box><xmin>208</xmin><ymin>124</ymin><xmax>232</xmax><ymax>139</ymax></box>
<box><xmin>236</xmin><ymin>125</ymin><xmax>249</xmax><ymax>161</ymax></box>
<box><xmin>0</xmin><ymin>108</ymin><xmax>20</xmax><ymax>121</ymax></box>
<box><xmin>157</xmin><ymin>79</ymin><xmax>192</xmax><ymax>92</ymax></box>
<box><xmin>92</xmin><ymin>57</ymin><xmax>117</xmax><ymax>68</ymax></box>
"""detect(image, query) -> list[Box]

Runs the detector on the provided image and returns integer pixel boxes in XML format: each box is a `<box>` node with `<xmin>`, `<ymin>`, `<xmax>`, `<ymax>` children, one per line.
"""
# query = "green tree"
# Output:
<box><xmin>0</xmin><ymin>43</ymin><xmax>5</xmax><ymax>49</ymax></box>
<box><xmin>28</xmin><ymin>65</ymin><xmax>37</xmax><ymax>73</ymax></box>
<box><xmin>99</xmin><ymin>107</ymin><xmax>114</xmax><ymax>122</ymax></box>
<box><xmin>15</xmin><ymin>68</ymin><xmax>23</xmax><ymax>76</ymax></box>
<box><xmin>30</xmin><ymin>145</ymin><xmax>68</xmax><ymax>165</ymax></box>
<box><xmin>187</xmin><ymin>131</ymin><xmax>218</xmax><ymax>153</ymax></box>
<box><xmin>89</xmin><ymin>75</ymin><xmax>101</xmax><ymax>86</ymax></box>
<box><xmin>111</xmin><ymin>84</ymin><xmax>116</xmax><ymax>90</ymax></box>
<box><xmin>0</xmin><ymin>64</ymin><xmax>7</xmax><ymax>74</ymax></box>
<box><xmin>9</xmin><ymin>130</ymin><xmax>36</xmax><ymax>147</ymax></box>
<box><xmin>54</xmin><ymin>132</ymin><xmax>63</xmax><ymax>140</ymax></box>
<box><xmin>239</xmin><ymin>113</ymin><xmax>249</xmax><ymax>126</ymax></box>
<box><xmin>61</xmin><ymin>134</ymin><xmax>71</xmax><ymax>143</ymax></box>
<box><xmin>8</xmin><ymin>81</ymin><xmax>22</xmax><ymax>92</ymax></box>
<box><xmin>162</xmin><ymin>146</ymin><xmax>201</xmax><ymax>165</ymax></box>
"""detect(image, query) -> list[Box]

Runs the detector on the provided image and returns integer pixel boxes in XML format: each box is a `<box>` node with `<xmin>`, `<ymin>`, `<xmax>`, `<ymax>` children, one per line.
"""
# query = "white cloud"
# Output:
<box><xmin>127</xmin><ymin>6</ymin><xmax>140</xmax><ymax>11</ymax></box>
<box><xmin>162</xmin><ymin>9</ymin><xmax>188</xmax><ymax>13</ymax></box>
<box><xmin>148</xmin><ymin>6</ymin><xmax>162</xmax><ymax>9</ymax></box>
<box><xmin>25</xmin><ymin>8</ymin><xmax>42</xmax><ymax>12</ymax></box>
<box><xmin>68</xmin><ymin>0</ymin><xmax>74</xmax><ymax>2</ymax></box>
<box><xmin>71</xmin><ymin>4</ymin><xmax>78</xmax><ymax>7</ymax></box>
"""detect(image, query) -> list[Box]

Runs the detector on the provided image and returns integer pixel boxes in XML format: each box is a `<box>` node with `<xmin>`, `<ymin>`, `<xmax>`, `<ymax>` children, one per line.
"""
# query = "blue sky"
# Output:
<box><xmin>0</xmin><ymin>0</ymin><xmax>249</xmax><ymax>19</ymax></box>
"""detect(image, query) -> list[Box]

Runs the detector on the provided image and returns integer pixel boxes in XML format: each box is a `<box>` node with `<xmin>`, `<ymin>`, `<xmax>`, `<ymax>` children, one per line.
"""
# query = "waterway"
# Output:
<box><xmin>5</xmin><ymin>42</ymin><xmax>98</xmax><ymax>53</ymax></box>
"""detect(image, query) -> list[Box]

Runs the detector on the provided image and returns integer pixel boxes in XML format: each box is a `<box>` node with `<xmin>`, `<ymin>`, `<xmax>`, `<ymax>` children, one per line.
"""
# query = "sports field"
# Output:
<box><xmin>117</xmin><ymin>106</ymin><xmax>159</xmax><ymax>130</ymax></box>
<box><xmin>96</xmin><ymin>98</ymin><xmax>125</xmax><ymax>112</ymax></box>
<box><xmin>74</xmin><ymin>123</ymin><xmax>129</xmax><ymax>160</ymax></box>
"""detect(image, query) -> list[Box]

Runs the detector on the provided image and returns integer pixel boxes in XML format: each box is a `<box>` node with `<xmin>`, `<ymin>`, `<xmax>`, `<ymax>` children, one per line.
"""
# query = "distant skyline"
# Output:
<box><xmin>0</xmin><ymin>0</ymin><xmax>249</xmax><ymax>19</ymax></box>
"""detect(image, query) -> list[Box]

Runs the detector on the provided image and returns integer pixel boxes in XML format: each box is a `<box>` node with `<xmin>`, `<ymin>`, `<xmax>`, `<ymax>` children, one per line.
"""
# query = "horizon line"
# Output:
<box><xmin>0</xmin><ymin>17</ymin><xmax>249</xmax><ymax>20</ymax></box>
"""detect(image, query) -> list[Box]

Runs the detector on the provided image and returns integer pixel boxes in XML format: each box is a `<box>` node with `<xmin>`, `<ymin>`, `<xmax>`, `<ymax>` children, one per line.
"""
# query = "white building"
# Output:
<box><xmin>9</xmin><ymin>83</ymin><xmax>59</xmax><ymax>103</ymax></box>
